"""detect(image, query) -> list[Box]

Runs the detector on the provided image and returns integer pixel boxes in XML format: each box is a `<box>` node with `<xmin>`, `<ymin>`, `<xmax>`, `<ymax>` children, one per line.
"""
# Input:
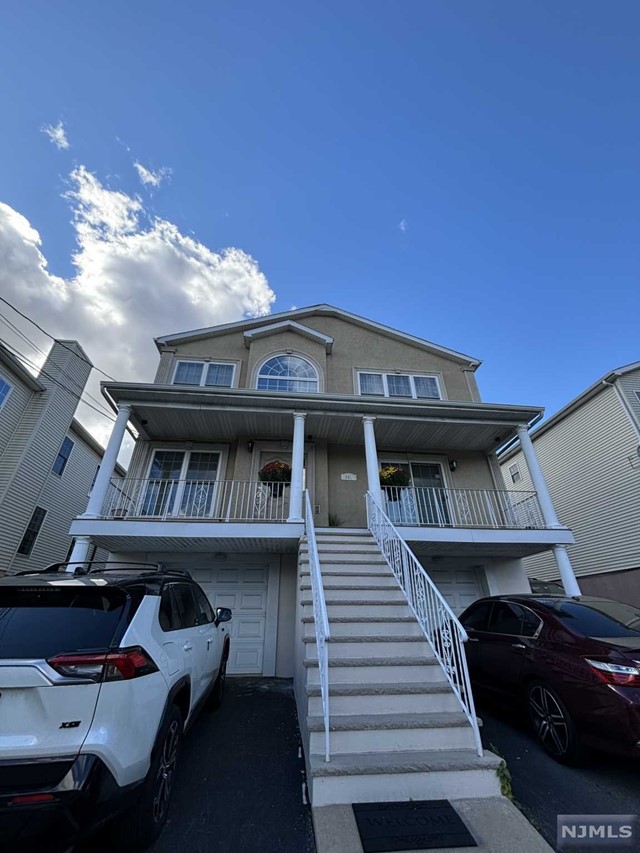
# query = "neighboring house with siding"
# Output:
<box><xmin>0</xmin><ymin>339</ymin><xmax>125</xmax><ymax>574</ymax></box>
<box><xmin>499</xmin><ymin>361</ymin><xmax>640</xmax><ymax>605</ymax></box>
<box><xmin>68</xmin><ymin>304</ymin><xmax>580</xmax><ymax>807</ymax></box>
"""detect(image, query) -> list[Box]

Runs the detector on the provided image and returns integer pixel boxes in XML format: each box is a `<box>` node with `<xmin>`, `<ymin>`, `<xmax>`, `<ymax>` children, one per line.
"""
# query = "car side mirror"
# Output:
<box><xmin>216</xmin><ymin>607</ymin><xmax>232</xmax><ymax>624</ymax></box>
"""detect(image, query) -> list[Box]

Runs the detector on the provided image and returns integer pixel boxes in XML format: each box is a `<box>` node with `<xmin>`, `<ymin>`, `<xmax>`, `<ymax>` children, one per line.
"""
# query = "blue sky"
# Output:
<box><xmin>0</xmin><ymin>0</ymin><xmax>638</xmax><ymax>444</ymax></box>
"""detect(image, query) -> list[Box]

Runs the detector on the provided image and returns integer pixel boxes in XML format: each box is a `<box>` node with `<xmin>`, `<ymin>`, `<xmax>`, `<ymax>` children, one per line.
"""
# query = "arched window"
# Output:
<box><xmin>256</xmin><ymin>355</ymin><xmax>319</xmax><ymax>393</ymax></box>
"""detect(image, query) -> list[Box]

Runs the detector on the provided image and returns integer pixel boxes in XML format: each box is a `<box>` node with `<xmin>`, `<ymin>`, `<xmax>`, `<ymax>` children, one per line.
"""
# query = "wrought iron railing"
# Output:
<box><xmin>304</xmin><ymin>489</ymin><xmax>331</xmax><ymax>762</ymax></box>
<box><xmin>366</xmin><ymin>491</ymin><xmax>482</xmax><ymax>756</ymax></box>
<box><xmin>101</xmin><ymin>478</ymin><xmax>289</xmax><ymax>522</ymax></box>
<box><xmin>381</xmin><ymin>485</ymin><xmax>545</xmax><ymax>529</ymax></box>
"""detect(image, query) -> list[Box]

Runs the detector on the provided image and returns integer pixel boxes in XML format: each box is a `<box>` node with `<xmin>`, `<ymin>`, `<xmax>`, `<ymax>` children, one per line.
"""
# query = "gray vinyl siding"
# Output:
<box><xmin>0</xmin><ymin>372</ymin><xmax>37</xmax><ymax>498</ymax></box>
<box><xmin>13</xmin><ymin>433</ymin><xmax>118</xmax><ymax>572</ymax></box>
<box><xmin>617</xmin><ymin>369</ymin><xmax>640</xmax><ymax>435</ymax></box>
<box><xmin>500</xmin><ymin>385</ymin><xmax>640</xmax><ymax>581</ymax></box>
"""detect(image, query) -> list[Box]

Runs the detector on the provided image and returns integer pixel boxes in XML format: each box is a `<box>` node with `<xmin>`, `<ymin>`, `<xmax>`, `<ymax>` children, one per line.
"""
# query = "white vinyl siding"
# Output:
<box><xmin>501</xmin><ymin>385</ymin><xmax>640</xmax><ymax>582</ymax></box>
<box><xmin>172</xmin><ymin>360</ymin><xmax>235</xmax><ymax>388</ymax></box>
<box><xmin>357</xmin><ymin>371</ymin><xmax>441</xmax><ymax>399</ymax></box>
<box><xmin>617</xmin><ymin>370</ymin><xmax>640</xmax><ymax>434</ymax></box>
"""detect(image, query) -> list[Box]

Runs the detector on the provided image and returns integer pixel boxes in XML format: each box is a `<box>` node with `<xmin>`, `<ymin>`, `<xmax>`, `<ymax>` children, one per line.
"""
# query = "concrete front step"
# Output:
<box><xmin>304</xmin><ymin>636</ymin><xmax>430</xmax><ymax>660</ymax></box>
<box><xmin>308</xmin><ymin>749</ymin><xmax>502</xmax><ymax>806</ymax></box>
<box><xmin>306</xmin><ymin>682</ymin><xmax>460</xmax><ymax>715</ymax></box>
<box><xmin>301</xmin><ymin>542</ymin><xmax>380</xmax><ymax>551</ymax></box>
<box><xmin>305</xmin><ymin>657</ymin><xmax>445</xmax><ymax>685</ymax></box>
<box><xmin>300</xmin><ymin>575</ymin><xmax>397</xmax><ymax>588</ymax></box>
<box><xmin>308</xmin><ymin>711</ymin><xmax>475</xmax><ymax>754</ymax></box>
<box><xmin>304</xmin><ymin>602</ymin><xmax>412</xmax><ymax>619</ymax></box>
<box><xmin>300</xmin><ymin>565</ymin><xmax>393</xmax><ymax>578</ymax></box>
<box><xmin>300</xmin><ymin>554</ymin><xmax>387</xmax><ymax>565</ymax></box>
<box><xmin>301</xmin><ymin>588</ymin><xmax>405</xmax><ymax>603</ymax></box>
<box><xmin>303</xmin><ymin>618</ymin><xmax>422</xmax><ymax>638</ymax></box>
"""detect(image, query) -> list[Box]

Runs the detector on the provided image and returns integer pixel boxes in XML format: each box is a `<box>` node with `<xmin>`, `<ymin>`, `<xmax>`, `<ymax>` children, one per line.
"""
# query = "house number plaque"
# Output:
<box><xmin>341</xmin><ymin>473</ymin><xmax>358</xmax><ymax>481</ymax></box>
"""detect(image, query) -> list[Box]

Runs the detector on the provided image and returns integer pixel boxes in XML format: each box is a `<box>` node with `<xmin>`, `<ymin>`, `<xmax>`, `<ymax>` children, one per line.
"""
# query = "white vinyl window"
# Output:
<box><xmin>0</xmin><ymin>376</ymin><xmax>12</xmax><ymax>410</ymax></box>
<box><xmin>173</xmin><ymin>360</ymin><xmax>235</xmax><ymax>388</ymax></box>
<box><xmin>256</xmin><ymin>355</ymin><xmax>319</xmax><ymax>393</ymax></box>
<box><xmin>508</xmin><ymin>463</ymin><xmax>522</xmax><ymax>484</ymax></box>
<box><xmin>357</xmin><ymin>371</ymin><xmax>441</xmax><ymax>400</ymax></box>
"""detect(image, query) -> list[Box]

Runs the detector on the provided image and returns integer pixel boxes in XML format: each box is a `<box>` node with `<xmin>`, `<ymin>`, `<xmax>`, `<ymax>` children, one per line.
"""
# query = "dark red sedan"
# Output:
<box><xmin>459</xmin><ymin>594</ymin><xmax>640</xmax><ymax>763</ymax></box>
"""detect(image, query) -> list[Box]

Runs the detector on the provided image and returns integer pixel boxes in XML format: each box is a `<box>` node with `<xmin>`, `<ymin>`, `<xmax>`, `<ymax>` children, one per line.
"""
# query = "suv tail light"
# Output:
<box><xmin>48</xmin><ymin>646</ymin><xmax>158</xmax><ymax>682</ymax></box>
<box><xmin>585</xmin><ymin>658</ymin><xmax>640</xmax><ymax>687</ymax></box>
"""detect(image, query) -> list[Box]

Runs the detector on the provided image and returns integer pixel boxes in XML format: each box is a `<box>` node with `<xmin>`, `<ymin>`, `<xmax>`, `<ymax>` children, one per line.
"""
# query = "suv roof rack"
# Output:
<box><xmin>16</xmin><ymin>561</ymin><xmax>191</xmax><ymax>579</ymax></box>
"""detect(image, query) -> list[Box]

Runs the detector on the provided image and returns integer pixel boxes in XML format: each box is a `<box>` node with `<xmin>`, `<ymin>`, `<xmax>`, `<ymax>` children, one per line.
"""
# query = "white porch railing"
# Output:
<box><xmin>366</xmin><ymin>491</ymin><xmax>483</xmax><ymax>756</ymax></box>
<box><xmin>304</xmin><ymin>489</ymin><xmax>331</xmax><ymax>762</ymax></box>
<box><xmin>382</xmin><ymin>485</ymin><xmax>545</xmax><ymax>530</ymax></box>
<box><xmin>101</xmin><ymin>478</ymin><xmax>289</xmax><ymax>522</ymax></box>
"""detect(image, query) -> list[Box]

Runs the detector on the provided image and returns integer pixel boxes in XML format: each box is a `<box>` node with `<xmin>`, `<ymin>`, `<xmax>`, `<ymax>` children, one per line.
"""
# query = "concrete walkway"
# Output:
<box><xmin>313</xmin><ymin>797</ymin><xmax>553</xmax><ymax>853</ymax></box>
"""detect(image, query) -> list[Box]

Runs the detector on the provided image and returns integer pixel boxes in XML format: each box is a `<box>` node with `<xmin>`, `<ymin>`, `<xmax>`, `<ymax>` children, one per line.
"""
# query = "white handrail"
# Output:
<box><xmin>366</xmin><ymin>491</ymin><xmax>483</xmax><ymax>756</ymax></box>
<box><xmin>304</xmin><ymin>490</ymin><xmax>331</xmax><ymax>762</ymax></box>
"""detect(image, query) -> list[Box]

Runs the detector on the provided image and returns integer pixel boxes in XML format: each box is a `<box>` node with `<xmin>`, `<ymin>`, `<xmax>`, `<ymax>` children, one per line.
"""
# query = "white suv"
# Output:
<box><xmin>0</xmin><ymin>561</ymin><xmax>232</xmax><ymax>851</ymax></box>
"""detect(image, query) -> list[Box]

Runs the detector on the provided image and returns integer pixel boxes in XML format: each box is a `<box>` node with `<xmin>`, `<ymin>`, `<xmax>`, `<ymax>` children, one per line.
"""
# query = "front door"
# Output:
<box><xmin>141</xmin><ymin>450</ymin><xmax>221</xmax><ymax>518</ymax></box>
<box><xmin>410</xmin><ymin>463</ymin><xmax>451</xmax><ymax>525</ymax></box>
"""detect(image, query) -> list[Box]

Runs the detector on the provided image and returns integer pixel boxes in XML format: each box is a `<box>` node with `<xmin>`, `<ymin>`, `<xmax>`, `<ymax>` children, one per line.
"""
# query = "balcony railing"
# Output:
<box><xmin>102</xmin><ymin>478</ymin><xmax>290</xmax><ymax>522</ymax></box>
<box><xmin>382</xmin><ymin>486</ymin><xmax>545</xmax><ymax>530</ymax></box>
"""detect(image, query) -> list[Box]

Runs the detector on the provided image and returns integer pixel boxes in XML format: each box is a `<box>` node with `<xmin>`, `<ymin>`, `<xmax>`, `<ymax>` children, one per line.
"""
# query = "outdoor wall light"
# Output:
<box><xmin>449</xmin><ymin>459</ymin><xmax>458</xmax><ymax>472</ymax></box>
<box><xmin>247</xmin><ymin>441</ymin><xmax>254</xmax><ymax>453</ymax></box>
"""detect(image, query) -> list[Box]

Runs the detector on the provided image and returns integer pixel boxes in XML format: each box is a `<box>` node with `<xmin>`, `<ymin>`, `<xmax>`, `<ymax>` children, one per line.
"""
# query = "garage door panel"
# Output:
<box><xmin>428</xmin><ymin>566</ymin><xmax>484</xmax><ymax>615</ymax></box>
<box><xmin>186</xmin><ymin>561</ymin><xmax>270</xmax><ymax>676</ymax></box>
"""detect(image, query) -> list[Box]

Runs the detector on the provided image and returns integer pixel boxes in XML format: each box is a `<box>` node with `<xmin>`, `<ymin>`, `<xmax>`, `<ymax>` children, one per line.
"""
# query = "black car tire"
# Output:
<box><xmin>111</xmin><ymin>704</ymin><xmax>183</xmax><ymax>849</ymax></box>
<box><xmin>206</xmin><ymin>650</ymin><xmax>227</xmax><ymax>711</ymax></box>
<box><xmin>527</xmin><ymin>681</ymin><xmax>581</xmax><ymax>764</ymax></box>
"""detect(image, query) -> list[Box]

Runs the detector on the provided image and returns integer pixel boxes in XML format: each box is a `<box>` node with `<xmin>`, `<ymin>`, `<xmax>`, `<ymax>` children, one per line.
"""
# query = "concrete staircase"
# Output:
<box><xmin>298</xmin><ymin>529</ymin><xmax>502</xmax><ymax>807</ymax></box>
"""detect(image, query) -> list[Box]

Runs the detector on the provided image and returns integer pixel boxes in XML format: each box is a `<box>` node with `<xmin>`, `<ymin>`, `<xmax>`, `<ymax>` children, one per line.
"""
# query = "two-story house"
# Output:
<box><xmin>0</xmin><ymin>339</ymin><xmax>125</xmax><ymax>574</ymax></box>
<box><xmin>68</xmin><ymin>305</ymin><xmax>579</xmax><ymax>806</ymax></box>
<box><xmin>499</xmin><ymin>361</ymin><xmax>640</xmax><ymax>606</ymax></box>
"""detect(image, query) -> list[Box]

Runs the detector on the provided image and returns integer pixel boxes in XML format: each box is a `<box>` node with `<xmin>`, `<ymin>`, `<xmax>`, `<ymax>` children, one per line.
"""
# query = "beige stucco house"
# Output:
<box><xmin>68</xmin><ymin>305</ymin><xmax>579</xmax><ymax>805</ymax></box>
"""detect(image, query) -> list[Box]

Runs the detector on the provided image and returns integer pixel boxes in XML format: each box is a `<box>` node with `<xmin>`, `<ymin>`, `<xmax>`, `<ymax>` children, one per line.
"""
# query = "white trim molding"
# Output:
<box><xmin>243</xmin><ymin>320</ymin><xmax>334</xmax><ymax>353</ymax></box>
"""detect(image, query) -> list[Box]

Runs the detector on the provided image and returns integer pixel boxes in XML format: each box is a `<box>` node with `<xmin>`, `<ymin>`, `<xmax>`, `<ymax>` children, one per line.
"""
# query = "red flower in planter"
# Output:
<box><xmin>258</xmin><ymin>461</ymin><xmax>292</xmax><ymax>483</ymax></box>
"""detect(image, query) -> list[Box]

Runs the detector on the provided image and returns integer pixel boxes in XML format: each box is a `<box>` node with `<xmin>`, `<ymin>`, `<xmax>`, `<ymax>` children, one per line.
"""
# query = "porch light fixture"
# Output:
<box><xmin>448</xmin><ymin>459</ymin><xmax>458</xmax><ymax>472</ymax></box>
<box><xmin>247</xmin><ymin>441</ymin><xmax>254</xmax><ymax>453</ymax></box>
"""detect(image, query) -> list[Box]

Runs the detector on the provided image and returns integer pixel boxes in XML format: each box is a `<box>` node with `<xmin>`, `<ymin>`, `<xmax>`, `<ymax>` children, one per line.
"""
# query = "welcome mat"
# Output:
<box><xmin>352</xmin><ymin>800</ymin><xmax>477</xmax><ymax>852</ymax></box>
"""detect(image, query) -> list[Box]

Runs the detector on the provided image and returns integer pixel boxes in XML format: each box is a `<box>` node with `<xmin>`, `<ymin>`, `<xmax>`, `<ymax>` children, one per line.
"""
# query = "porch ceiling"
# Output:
<box><xmin>104</xmin><ymin>384</ymin><xmax>542</xmax><ymax>453</ymax></box>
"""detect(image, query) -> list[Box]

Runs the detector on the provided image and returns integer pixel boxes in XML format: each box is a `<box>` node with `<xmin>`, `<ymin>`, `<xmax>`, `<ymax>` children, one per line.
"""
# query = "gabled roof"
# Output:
<box><xmin>0</xmin><ymin>342</ymin><xmax>46</xmax><ymax>391</ymax></box>
<box><xmin>243</xmin><ymin>320</ymin><xmax>334</xmax><ymax>353</ymax></box>
<box><xmin>155</xmin><ymin>304</ymin><xmax>481</xmax><ymax>367</ymax></box>
<box><xmin>498</xmin><ymin>360</ymin><xmax>640</xmax><ymax>462</ymax></box>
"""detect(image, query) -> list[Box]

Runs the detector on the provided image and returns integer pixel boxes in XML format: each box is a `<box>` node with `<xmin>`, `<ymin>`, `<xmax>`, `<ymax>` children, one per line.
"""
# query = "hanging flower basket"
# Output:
<box><xmin>258</xmin><ymin>461</ymin><xmax>292</xmax><ymax>497</ymax></box>
<box><xmin>379</xmin><ymin>465</ymin><xmax>411</xmax><ymax>489</ymax></box>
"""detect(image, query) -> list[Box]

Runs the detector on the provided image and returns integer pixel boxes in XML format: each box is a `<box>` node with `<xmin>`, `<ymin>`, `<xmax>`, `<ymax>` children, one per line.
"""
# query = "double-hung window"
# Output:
<box><xmin>357</xmin><ymin>371</ymin><xmax>441</xmax><ymax>400</ymax></box>
<box><xmin>53</xmin><ymin>437</ymin><xmax>74</xmax><ymax>476</ymax></box>
<box><xmin>173</xmin><ymin>360</ymin><xmax>235</xmax><ymax>388</ymax></box>
<box><xmin>508</xmin><ymin>463</ymin><xmax>522</xmax><ymax>484</ymax></box>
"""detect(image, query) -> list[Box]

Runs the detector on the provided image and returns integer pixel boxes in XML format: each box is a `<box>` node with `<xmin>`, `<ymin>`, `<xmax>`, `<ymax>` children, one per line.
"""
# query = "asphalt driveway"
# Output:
<box><xmin>82</xmin><ymin>677</ymin><xmax>316</xmax><ymax>853</ymax></box>
<box><xmin>479</xmin><ymin>698</ymin><xmax>639</xmax><ymax>850</ymax></box>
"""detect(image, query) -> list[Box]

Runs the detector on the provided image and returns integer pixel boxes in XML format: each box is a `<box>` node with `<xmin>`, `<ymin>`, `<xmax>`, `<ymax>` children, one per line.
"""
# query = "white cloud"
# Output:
<box><xmin>134</xmin><ymin>161</ymin><xmax>172</xmax><ymax>188</ymax></box>
<box><xmin>42</xmin><ymin>120</ymin><xmax>70</xmax><ymax>150</ymax></box>
<box><xmin>398</xmin><ymin>218</ymin><xmax>407</xmax><ymax>233</ymax></box>
<box><xmin>0</xmin><ymin>167</ymin><xmax>275</xmax><ymax>458</ymax></box>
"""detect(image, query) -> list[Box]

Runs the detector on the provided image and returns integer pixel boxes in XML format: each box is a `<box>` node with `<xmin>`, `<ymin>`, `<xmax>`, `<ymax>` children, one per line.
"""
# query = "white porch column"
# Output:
<box><xmin>287</xmin><ymin>412</ymin><xmax>306</xmax><ymax>522</ymax></box>
<box><xmin>516</xmin><ymin>424</ymin><xmax>581</xmax><ymax>595</ymax></box>
<box><xmin>66</xmin><ymin>535</ymin><xmax>92</xmax><ymax>570</ymax></box>
<box><xmin>553</xmin><ymin>545</ymin><xmax>582</xmax><ymax>596</ymax></box>
<box><xmin>515</xmin><ymin>424</ymin><xmax>560</xmax><ymax>527</ymax></box>
<box><xmin>83</xmin><ymin>404</ymin><xmax>132</xmax><ymax>519</ymax></box>
<box><xmin>363</xmin><ymin>416</ymin><xmax>382</xmax><ymax>505</ymax></box>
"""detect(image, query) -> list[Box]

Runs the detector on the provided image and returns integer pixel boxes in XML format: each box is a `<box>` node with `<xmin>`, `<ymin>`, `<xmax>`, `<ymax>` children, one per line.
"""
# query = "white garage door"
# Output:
<box><xmin>428</xmin><ymin>566</ymin><xmax>485</xmax><ymax>615</ymax></box>
<box><xmin>188</xmin><ymin>562</ymin><xmax>270</xmax><ymax>675</ymax></box>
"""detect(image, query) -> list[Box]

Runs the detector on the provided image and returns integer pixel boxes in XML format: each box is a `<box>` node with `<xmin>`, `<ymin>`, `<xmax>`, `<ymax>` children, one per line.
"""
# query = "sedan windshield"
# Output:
<box><xmin>549</xmin><ymin>599</ymin><xmax>640</xmax><ymax>639</ymax></box>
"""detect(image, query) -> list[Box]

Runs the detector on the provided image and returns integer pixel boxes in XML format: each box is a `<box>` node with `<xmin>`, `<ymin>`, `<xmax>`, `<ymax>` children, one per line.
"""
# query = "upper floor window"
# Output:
<box><xmin>53</xmin><ymin>436</ymin><xmax>75</xmax><ymax>476</ymax></box>
<box><xmin>0</xmin><ymin>376</ymin><xmax>12</xmax><ymax>410</ymax></box>
<box><xmin>357</xmin><ymin>371</ymin><xmax>441</xmax><ymax>400</ymax></box>
<box><xmin>508</xmin><ymin>463</ymin><xmax>522</xmax><ymax>484</ymax></box>
<box><xmin>173</xmin><ymin>360</ymin><xmax>235</xmax><ymax>388</ymax></box>
<box><xmin>257</xmin><ymin>355</ymin><xmax>319</xmax><ymax>393</ymax></box>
